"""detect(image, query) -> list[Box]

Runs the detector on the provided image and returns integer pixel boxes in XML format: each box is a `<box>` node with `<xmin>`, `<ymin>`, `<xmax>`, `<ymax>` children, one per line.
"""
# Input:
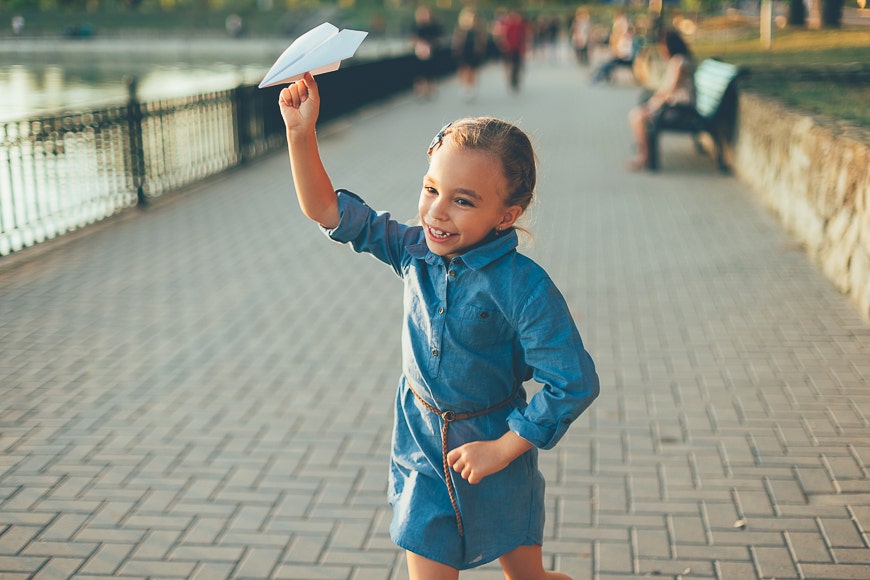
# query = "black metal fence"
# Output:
<box><xmin>0</xmin><ymin>50</ymin><xmax>455</xmax><ymax>258</ymax></box>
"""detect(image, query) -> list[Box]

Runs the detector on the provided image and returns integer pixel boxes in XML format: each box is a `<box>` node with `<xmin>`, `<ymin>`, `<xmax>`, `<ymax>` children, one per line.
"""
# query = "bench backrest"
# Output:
<box><xmin>694</xmin><ymin>59</ymin><xmax>741</xmax><ymax>119</ymax></box>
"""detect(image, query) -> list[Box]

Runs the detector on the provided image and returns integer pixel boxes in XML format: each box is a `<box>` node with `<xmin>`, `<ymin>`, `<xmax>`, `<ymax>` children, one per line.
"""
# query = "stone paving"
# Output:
<box><xmin>1</xmin><ymin>57</ymin><xmax>869</xmax><ymax>580</ymax></box>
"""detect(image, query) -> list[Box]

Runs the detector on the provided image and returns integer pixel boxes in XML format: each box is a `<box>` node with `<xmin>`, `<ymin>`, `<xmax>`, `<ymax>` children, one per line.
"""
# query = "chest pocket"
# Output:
<box><xmin>450</xmin><ymin>304</ymin><xmax>513</xmax><ymax>348</ymax></box>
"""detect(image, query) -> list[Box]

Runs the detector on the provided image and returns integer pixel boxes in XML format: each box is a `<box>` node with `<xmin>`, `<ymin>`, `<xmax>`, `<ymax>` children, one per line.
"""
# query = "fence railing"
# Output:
<box><xmin>0</xmin><ymin>50</ymin><xmax>455</xmax><ymax>258</ymax></box>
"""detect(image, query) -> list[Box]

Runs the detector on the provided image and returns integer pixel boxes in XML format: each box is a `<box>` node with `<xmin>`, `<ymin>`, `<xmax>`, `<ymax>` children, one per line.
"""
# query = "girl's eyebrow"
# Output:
<box><xmin>423</xmin><ymin>176</ymin><xmax>481</xmax><ymax>201</ymax></box>
<box><xmin>455</xmin><ymin>188</ymin><xmax>482</xmax><ymax>200</ymax></box>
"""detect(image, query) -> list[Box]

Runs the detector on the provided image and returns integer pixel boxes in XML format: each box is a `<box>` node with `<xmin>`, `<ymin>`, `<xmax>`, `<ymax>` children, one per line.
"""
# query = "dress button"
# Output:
<box><xmin>480</xmin><ymin>312</ymin><xmax>489</xmax><ymax>319</ymax></box>
<box><xmin>448</xmin><ymin>270</ymin><xmax>456</xmax><ymax>277</ymax></box>
<box><xmin>432</xmin><ymin>348</ymin><xmax>439</xmax><ymax>357</ymax></box>
<box><xmin>438</xmin><ymin>307</ymin><xmax>444</xmax><ymax>315</ymax></box>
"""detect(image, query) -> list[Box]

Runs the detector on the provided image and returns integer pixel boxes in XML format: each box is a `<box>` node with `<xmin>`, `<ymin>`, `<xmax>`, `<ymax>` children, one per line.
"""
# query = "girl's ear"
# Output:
<box><xmin>498</xmin><ymin>205</ymin><xmax>524</xmax><ymax>231</ymax></box>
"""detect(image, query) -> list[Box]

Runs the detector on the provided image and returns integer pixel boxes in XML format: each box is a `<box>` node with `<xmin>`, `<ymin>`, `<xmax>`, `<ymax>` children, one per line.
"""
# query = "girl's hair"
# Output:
<box><xmin>428</xmin><ymin>117</ymin><xmax>537</xmax><ymax>213</ymax></box>
<box><xmin>661</xmin><ymin>29</ymin><xmax>691</xmax><ymax>59</ymax></box>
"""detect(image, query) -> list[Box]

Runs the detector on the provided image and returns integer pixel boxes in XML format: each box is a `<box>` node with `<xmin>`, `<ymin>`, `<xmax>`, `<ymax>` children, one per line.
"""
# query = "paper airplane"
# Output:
<box><xmin>258</xmin><ymin>22</ymin><xmax>368</xmax><ymax>88</ymax></box>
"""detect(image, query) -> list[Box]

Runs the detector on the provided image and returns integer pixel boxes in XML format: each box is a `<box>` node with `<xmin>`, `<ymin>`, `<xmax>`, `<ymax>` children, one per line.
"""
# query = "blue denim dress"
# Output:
<box><xmin>323</xmin><ymin>191</ymin><xmax>599</xmax><ymax>569</ymax></box>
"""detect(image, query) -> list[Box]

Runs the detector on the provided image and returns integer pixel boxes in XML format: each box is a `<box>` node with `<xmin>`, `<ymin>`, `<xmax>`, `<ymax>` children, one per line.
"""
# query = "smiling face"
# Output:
<box><xmin>419</xmin><ymin>141</ymin><xmax>523</xmax><ymax>261</ymax></box>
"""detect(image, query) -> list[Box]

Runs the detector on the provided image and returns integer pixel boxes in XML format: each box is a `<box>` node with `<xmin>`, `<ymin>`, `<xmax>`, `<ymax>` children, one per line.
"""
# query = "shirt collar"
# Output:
<box><xmin>407</xmin><ymin>228</ymin><xmax>519</xmax><ymax>269</ymax></box>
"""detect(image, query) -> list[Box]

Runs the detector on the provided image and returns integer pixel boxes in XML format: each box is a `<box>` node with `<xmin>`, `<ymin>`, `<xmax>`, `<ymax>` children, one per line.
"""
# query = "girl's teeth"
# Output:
<box><xmin>430</xmin><ymin>227</ymin><xmax>450</xmax><ymax>238</ymax></box>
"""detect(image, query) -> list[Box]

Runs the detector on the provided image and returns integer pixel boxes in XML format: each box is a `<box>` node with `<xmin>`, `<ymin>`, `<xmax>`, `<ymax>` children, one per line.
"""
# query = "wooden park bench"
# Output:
<box><xmin>646</xmin><ymin>58</ymin><xmax>743</xmax><ymax>173</ymax></box>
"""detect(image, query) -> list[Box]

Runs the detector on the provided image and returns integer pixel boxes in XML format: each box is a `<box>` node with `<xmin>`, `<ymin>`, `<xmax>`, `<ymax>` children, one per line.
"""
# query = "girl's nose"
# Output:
<box><xmin>427</xmin><ymin>196</ymin><xmax>449</xmax><ymax>221</ymax></box>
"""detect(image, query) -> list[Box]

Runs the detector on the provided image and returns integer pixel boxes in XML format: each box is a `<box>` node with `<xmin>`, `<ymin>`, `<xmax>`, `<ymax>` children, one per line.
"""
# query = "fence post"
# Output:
<box><xmin>233</xmin><ymin>84</ymin><xmax>251</xmax><ymax>163</ymax></box>
<box><xmin>125</xmin><ymin>76</ymin><xmax>147</xmax><ymax>206</ymax></box>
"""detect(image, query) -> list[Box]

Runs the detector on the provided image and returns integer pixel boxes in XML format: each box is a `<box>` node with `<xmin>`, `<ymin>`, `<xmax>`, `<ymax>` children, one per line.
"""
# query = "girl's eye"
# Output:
<box><xmin>455</xmin><ymin>198</ymin><xmax>474</xmax><ymax>207</ymax></box>
<box><xmin>425</xmin><ymin>186</ymin><xmax>438</xmax><ymax>195</ymax></box>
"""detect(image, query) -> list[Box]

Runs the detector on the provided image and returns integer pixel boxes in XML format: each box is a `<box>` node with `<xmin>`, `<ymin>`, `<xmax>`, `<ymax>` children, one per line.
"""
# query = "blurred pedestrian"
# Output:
<box><xmin>410</xmin><ymin>6</ymin><xmax>443</xmax><ymax>99</ymax></box>
<box><xmin>570</xmin><ymin>7</ymin><xmax>591</xmax><ymax>66</ymax></box>
<box><xmin>535</xmin><ymin>14</ymin><xmax>560</xmax><ymax>62</ymax></box>
<box><xmin>589</xmin><ymin>23</ymin><xmax>638</xmax><ymax>83</ymax></box>
<box><xmin>225</xmin><ymin>14</ymin><xmax>244</xmax><ymax>38</ymax></box>
<box><xmin>627</xmin><ymin>29</ymin><xmax>695</xmax><ymax>170</ymax></box>
<box><xmin>11</xmin><ymin>15</ymin><xmax>24</xmax><ymax>35</ymax></box>
<box><xmin>608</xmin><ymin>9</ymin><xmax>630</xmax><ymax>55</ymax></box>
<box><xmin>496</xmin><ymin>10</ymin><xmax>529</xmax><ymax>93</ymax></box>
<box><xmin>452</xmin><ymin>7</ymin><xmax>488</xmax><ymax>101</ymax></box>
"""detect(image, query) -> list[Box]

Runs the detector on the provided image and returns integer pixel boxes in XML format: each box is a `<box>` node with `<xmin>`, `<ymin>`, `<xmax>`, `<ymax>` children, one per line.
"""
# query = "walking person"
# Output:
<box><xmin>571</xmin><ymin>7</ymin><xmax>592</xmax><ymax>66</ymax></box>
<box><xmin>411</xmin><ymin>5</ymin><xmax>443</xmax><ymax>99</ymax></box>
<box><xmin>278</xmin><ymin>72</ymin><xmax>600</xmax><ymax>578</ymax></box>
<box><xmin>495</xmin><ymin>9</ymin><xmax>529</xmax><ymax>93</ymax></box>
<box><xmin>452</xmin><ymin>7</ymin><xmax>488</xmax><ymax>101</ymax></box>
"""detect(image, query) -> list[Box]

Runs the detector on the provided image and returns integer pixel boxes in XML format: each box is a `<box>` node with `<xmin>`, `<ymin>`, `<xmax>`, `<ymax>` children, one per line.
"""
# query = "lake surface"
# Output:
<box><xmin>0</xmin><ymin>35</ymin><xmax>406</xmax><ymax>122</ymax></box>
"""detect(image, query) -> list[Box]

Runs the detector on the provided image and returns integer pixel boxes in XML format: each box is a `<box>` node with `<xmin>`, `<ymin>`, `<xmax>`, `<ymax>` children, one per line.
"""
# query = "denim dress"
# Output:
<box><xmin>323</xmin><ymin>190</ymin><xmax>600</xmax><ymax>569</ymax></box>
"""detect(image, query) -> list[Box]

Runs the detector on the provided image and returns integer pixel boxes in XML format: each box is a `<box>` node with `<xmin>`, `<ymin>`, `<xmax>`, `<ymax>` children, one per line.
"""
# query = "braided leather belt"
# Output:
<box><xmin>405</xmin><ymin>378</ymin><xmax>517</xmax><ymax>537</ymax></box>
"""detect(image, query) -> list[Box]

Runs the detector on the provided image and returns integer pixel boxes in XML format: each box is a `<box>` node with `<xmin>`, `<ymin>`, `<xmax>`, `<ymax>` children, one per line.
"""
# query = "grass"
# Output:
<box><xmin>693</xmin><ymin>26</ymin><xmax>870</xmax><ymax>65</ymax></box>
<box><xmin>692</xmin><ymin>26</ymin><xmax>870</xmax><ymax>127</ymax></box>
<box><xmin>741</xmin><ymin>80</ymin><xmax>869</xmax><ymax>128</ymax></box>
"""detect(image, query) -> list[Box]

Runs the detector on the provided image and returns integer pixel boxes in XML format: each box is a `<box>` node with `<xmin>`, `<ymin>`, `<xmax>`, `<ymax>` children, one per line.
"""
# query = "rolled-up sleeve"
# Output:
<box><xmin>506</xmin><ymin>280</ymin><xmax>599</xmax><ymax>450</ymax></box>
<box><xmin>321</xmin><ymin>189</ymin><xmax>373</xmax><ymax>243</ymax></box>
<box><xmin>321</xmin><ymin>189</ymin><xmax>419</xmax><ymax>276</ymax></box>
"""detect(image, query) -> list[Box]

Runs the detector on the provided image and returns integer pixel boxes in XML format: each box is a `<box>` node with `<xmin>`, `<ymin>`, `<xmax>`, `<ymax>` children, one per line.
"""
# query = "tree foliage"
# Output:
<box><xmin>788</xmin><ymin>0</ymin><xmax>806</xmax><ymax>27</ymax></box>
<box><xmin>821</xmin><ymin>0</ymin><xmax>844</xmax><ymax>27</ymax></box>
<box><xmin>0</xmin><ymin>0</ymin><xmax>263</xmax><ymax>9</ymax></box>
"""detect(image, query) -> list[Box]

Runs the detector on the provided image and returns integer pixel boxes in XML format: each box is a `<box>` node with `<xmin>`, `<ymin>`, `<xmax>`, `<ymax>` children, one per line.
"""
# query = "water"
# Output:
<box><xmin>0</xmin><ymin>62</ymin><xmax>266</xmax><ymax>122</ymax></box>
<box><xmin>0</xmin><ymin>36</ymin><xmax>301</xmax><ymax>255</ymax></box>
<box><xmin>0</xmin><ymin>36</ymin><xmax>408</xmax><ymax>122</ymax></box>
<box><xmin>0</xmin><ymin>37</ymin><xmax>289</xmax><ymax>122</ymax></box>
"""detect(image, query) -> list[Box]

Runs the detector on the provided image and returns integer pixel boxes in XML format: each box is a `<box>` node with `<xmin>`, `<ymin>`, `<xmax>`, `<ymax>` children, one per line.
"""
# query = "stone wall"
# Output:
<box><xmin>732</xmin><ymin>84</ymin><xmax>870</xmax><ymax>321</ymax></box>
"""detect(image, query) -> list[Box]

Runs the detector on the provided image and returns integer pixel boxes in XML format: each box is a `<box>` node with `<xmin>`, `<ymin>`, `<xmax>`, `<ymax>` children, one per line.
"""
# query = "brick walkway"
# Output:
<box><xmin>1</xmin><ymin>57</ymin><xmax>869</xmax><ymax>580</ymax></box>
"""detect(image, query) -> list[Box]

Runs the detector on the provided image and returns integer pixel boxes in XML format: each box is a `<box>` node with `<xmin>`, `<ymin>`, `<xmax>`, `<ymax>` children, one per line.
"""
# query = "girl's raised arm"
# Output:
<box><xmin>279</xmin><ymin>73</ymin><xmax>340</xmax><ymax>229</ymax></box>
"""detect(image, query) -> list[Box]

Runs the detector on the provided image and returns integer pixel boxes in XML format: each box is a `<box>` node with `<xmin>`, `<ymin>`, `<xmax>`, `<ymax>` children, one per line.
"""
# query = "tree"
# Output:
<box><xmin>821</xmin><ymin>0</ymin><xmax>844</xmax><ymax>27</ymax></box>
<box><xmin>788</xmin><ymin>0</ymin><xmax>806</xmax><ymax>26</ymax></box>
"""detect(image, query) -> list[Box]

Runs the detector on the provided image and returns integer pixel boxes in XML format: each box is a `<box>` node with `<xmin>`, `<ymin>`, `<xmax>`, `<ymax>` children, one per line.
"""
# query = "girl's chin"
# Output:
<box><xmin>426</xmin><ymin>240</ymin><xmax>452</xmax><ymax>253</ymax></box>
<box><xmin>425</xmin><ymin>238</ymin><xmax>462</xmax><ymax>258</ymax></box>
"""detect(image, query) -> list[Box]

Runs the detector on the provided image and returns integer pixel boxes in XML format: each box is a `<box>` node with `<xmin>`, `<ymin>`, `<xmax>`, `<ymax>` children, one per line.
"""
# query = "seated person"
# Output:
<box><xmin>589</xmin><ymin>25</ymin><xmax>639</xmax><ymax>83</ymax></box>
<box><xmin>626</xmin><ymin>29</ymin><xmax>695</xmax><ymax>170</ymax></box>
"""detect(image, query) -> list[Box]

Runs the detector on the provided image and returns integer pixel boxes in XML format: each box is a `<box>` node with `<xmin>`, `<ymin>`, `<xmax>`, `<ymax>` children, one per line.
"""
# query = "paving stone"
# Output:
<box><xmin>800</xmin><ymin>563</ymin><xmax>870</xmax><ymax>579</ymax></box>
<box><xmin>321</xmin><ymin>549</ymin><xmax>398</xmax><ymax>567</ymax></box>
<box><xmin>349</xmin><ymin>567</ymin><xmax>396</xmax><ymax>580</ymax></box>
<box><xmin>833</xmin><ymin>547</ymin><xmax>870</xmax><ymax>564</ymax></box>
<box><xmin>20</xmin><ymin>540</ymin><xmax>97</xmax><ymax>559</ymax></box>
<box><xmin>752</xmin><ymin>544</ymin><xmax>800</xmax><ymax>578</ymax></box>
<box><xmin>636</xmin><ymin>557</ymin><xmax>716</xmax><ymax>578</ymax></box>
<box><xmin>74</xmin><ymin>527</ymin><xmax>144</xmax><ymax>544</ymax></box>
<box><xmin>0</xmin><ymin>525</ymin><xmax>42</xmax><ymax>556</ymax></box>
<box><xmin>272</xmin><ymin>564</ymin><xmax>354</xmax><ymax>579</ymax></box>
<box><xmin>595</xmin><ymin>540</ymin><xmax>635</xmax><ymax>575</ymax></box>
<box><xmin>817</xmin><ymin>516</ymin><xmax>867</xmax><ymax>548</ymax></box>
<box><xmin>30</xmin><ymin>557</ymin><xmax>85</xmax><ymax>579</ymax></box>
<box><xmin>129</xmin><ymin>530</ymin><xmax>183</xmax><ymax>560</ymax></box>
<box><xmin>715</xmin><ymin>559</ymin><xmax>760</xmax><ymax>579</ymax></box>
<box><xmin>77</xmin><ymin>542</ymin><xmax>135</xmax><ymax>575</ymax></box>
<box><xmin>189</xmin><ymin>561</ymin><xmax>236</xmax><ymax>579</ymax></box>
<box><xmin>117</xmin><ymin>558</ymin><xmax>197</xmax><ymax>577</ymax></box>
<box><xmin>234</xmin><ymin>546</ymin><xmax>283</xmax><ymax>579</ymax></box>
<box><xmin>674</xmin><ymin>544</ymin><xmax>750</xmax><ymax>561</ymax></box>
<box><xmin>167</xmin><ymin>544</ymin><xmax>245</xmax><ymax>562</ymax></box>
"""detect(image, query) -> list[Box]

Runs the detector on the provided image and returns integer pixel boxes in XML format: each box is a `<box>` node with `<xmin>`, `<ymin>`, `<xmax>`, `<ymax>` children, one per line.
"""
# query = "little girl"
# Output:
<box><xmin>280</xmin><ymin>72</ymin><xmax>599</xmax><ymax>579</ymax></box>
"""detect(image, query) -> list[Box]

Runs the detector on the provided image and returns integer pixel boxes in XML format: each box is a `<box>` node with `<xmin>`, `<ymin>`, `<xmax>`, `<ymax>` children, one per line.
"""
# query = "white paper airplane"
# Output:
<box><xmin>258</xmin><ymin>22</ymin><xmax>368</xmax><ymax>88</ymax></box>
